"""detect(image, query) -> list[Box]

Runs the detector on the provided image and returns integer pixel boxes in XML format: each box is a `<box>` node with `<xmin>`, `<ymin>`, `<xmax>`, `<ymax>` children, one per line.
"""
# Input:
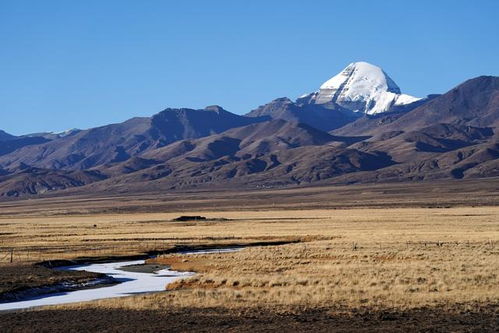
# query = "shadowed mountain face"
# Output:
<box><xmin>335</xmin><ymin>76</ymin><xmax>499</xmax><ymax>137</ymax></box>
<box><xmin>0</xmin><ymin>130</ymin><xmax>58</xmax><ymax>157</ymax></box>
<box><xmin>0</xmin><ymin>165</ymin><xmax>107</xmax><ymax>197</ymax></box>
<box><xmin>0</xmin><ymin>130</ymin><xmax>16</xmax><ymax>142</ymax></box>
<box><xmin>87</xmin><ymin>119</ymin><xmax>395</xmax><ymax>191</ymax></box>
<box><xmin>246</xmin><ymin>97</ymin><xmax>360</xmax><ymax>132</ymax></box>
<box><xmin>149</xmin><ymin>105</ymin><xmax>268</xmax><ymax>144</ymax></box>
<box><xmin>0</xmin><ymin>137</ymin><xmax>51</xmax><ymax>157</ymax></box>
<box><xmin>0</xmin><ymin>75</ymin><xmax>498</xmax><ymax>197</ymax></box>
<box><xmin>0</xmin><ymin>106</ymin><xmax>267</xmax><ymax>171</ymax></box>
<box><xmin>387</xmin><ymin>76</ymin><xmax>499</xmax><ymax>129</ymax></box>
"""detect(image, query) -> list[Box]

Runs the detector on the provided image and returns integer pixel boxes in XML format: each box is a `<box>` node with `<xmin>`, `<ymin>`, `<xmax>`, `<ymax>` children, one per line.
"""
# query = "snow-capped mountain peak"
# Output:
<box><xmin>319</xmin><ymin>61</ymin><xmax>401</xmax><ymax>94</ymax></box>
<box><xmin>300</xmin><ymin>61</ymin><xmax>420</xmax><ymax>115</ymax></box>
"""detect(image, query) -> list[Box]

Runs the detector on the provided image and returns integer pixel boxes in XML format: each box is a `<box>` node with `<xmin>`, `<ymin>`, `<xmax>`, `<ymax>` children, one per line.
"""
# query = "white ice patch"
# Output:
<box><xmin>0</xmin><ymin>248</ymin><xmax>240</xmax><ymax>311</ymax></box>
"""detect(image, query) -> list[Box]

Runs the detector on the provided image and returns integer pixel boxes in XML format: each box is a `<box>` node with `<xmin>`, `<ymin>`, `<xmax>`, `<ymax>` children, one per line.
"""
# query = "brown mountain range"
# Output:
<box><xmin>0</xmin><ymin>76</ymin><xmax>498</xmax><ymax>197</ymax></box>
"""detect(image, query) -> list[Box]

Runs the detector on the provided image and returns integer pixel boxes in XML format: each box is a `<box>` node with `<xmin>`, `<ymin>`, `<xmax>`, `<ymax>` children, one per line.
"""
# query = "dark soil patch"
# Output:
<box><xmin>118</xmin><ymin>264</ymin><xmax>167</xmax><ymax>274</ymax></box>
<box><xmin>0</xmin><ymin>304</ymin><xmax>497</xmax><ymax>332</ymax></box>
<box><xmin>36</xmin><ymin>240</ymin><xmax>300</xmax><ymax>268</ymax></box>
<box><xmin>173</xmin><ymin>215</ymin><xmax>207</xmax><ymax>221</ymax></box>
<box><xmin>0</xmin><ymin>264</ymin><xmax>103</xmax><ymax>302</ymax></box>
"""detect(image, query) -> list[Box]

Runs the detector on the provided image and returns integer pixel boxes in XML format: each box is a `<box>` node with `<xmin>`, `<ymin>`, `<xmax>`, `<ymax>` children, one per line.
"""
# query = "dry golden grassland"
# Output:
<box><xmin>1</xmin><ymin>207</ymin><xmax>497</xmax><ymax>310</ymax></box>
<box><xmin>0</xmin><ymin>186</ymin><xmax>498</xmax><ymax>331</ymax></box>
<box><xmin>0</xmin><ymin>211</ymin><xmax>309</xmax><ymax>263</ymax></box>
<box><xmin>126</xmin><ymin>207</ymin><xmax>499</xmax><ymax>311</ymax></box>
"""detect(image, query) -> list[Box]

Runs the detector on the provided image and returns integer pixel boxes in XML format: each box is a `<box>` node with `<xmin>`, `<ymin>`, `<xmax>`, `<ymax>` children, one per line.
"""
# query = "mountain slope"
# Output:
<box><xmin>246</xmin><ymin>97</ymin><xmax>359</xmax><ymax>131</ymax></box>
<box><xmin>327</xmin><ymin>76</ymin><xmax>499</xmax><ymax>182</ymax></box>
<box><xmin>0</xmin><ymin>130</ymin><xmax>16</xmax><ymax>141</ymax></box>
<box><xmin>0</xmin><ymin>137</ymin><xmax>52</xmax><ymax>157</ymax></box>
<box><xmin>83</xmin><ymin>119</ymin><xmax>394</xmax><ymax>192</ymax></box>
<box><xmin>141</xmin><ymin>119</ymin><xmax>342</xmax><ymax>162</ymax></box>
<box><xmin>150</xmin><ymin>105</ymin><xmax>267</xmax><ymax>143</ymax></box>
<box><xmin>380</xmin><ymin>76</ymin><xmax>499</xmax><ymax>130</ymax></box>
<box><xmin>0</xmin><ymin>106</ymin><xmax>266</xmax><ymax>171</ymax></box>
<box><xmin>337</xmin><ymin>77</ymin><xmax>499</xmax><ymax>137</ymax></box>
<box><xmin>0</xmin><ymin>166</ymin><xmax>107</xmax><ymax>197</ymax></box>
<box><xmin>330</xmin><ymin>141</ymin><xmax>499</xmax><ymax>184</ymax></box>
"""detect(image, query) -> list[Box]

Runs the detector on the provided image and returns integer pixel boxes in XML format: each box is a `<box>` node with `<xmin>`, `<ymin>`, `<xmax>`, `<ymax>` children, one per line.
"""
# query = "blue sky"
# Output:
<box><xmin>1</xmin><ymin>0</ymin><xmax>498</xmax><ymax>135</ymax></box>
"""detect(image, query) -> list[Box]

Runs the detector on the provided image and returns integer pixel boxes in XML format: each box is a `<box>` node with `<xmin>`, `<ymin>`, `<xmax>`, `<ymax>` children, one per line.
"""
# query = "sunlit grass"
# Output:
<box><xmin>1</xmin><ymin>206</ymin><xmax>495</xmax><ymax>313</ymax></box>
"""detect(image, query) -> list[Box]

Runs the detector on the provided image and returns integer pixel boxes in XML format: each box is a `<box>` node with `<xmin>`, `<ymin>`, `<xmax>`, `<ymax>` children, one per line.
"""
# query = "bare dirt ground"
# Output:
<box><xmin>0</xmin><ymin>177</ymin><xmax>498</xmax><ymax>217</ymax></box>
<box><xmin>2</xmin><ymin>304</ymin><xmax>498</xmax><ymax>333</ymax></box>
<box><xmin>0</xmin><ymin>264</ymin><xmax>102</xmax><ymax>301</ymax></box>
<box><xmin>0</xmin><ymin>179</ymin><xmax>498</xmax><ymax>332</ymax></box>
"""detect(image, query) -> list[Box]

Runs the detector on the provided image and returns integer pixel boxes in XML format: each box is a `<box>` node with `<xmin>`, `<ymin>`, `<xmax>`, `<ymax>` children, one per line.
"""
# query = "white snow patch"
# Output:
<box><xmin>0</xmin><ymin>248</ymin><xmax>239</xmax><ymax>311</ymax></box>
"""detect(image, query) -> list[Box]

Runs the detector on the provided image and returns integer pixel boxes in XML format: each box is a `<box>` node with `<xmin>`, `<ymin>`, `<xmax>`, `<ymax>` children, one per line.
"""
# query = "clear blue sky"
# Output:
<box><xmin>1</xmin><ymin>0</ymin><xmax>498</xmax><ymax>135</ymax></box>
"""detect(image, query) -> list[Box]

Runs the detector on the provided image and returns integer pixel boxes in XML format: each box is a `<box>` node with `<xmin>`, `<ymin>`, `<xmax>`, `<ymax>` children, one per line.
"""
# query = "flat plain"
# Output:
<box><xmin>0</xmin><ymin>179</ymin><xmax>498</xmax><ymax>332</ymax></box>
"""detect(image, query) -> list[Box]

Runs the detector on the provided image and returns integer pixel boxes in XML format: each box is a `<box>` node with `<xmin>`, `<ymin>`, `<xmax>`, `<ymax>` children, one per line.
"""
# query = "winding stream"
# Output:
<box><xmin>0</xmin><ymin>248</ymin><xmax>238</xmax><ymax>311</ymax></box>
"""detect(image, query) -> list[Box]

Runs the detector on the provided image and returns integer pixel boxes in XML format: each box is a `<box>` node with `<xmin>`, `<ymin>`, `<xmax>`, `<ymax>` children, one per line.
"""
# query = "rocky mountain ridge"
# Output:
<box><xmin>1</xmin><ymin>64</ymin><xmax>498</xmax><ymax>197</ymax></box>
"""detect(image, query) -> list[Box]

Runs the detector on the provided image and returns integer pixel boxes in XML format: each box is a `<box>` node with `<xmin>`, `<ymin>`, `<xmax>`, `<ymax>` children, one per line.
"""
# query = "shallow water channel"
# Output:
<box><xmin>0</xmin><ymin>248</ymin><xmax>238</xmax><ymax>311</ymax></box>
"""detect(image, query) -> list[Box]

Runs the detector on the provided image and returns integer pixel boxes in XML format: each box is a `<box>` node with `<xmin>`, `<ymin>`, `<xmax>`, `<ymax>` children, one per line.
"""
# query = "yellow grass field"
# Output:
<box><xmin>0</xmin><ymin>184</ymin><xmax>498</xmax><ymax>332</ymax></box>
<box><xmin>1</xmin><ymin>207</ymin><xmax>498</xmax><ymax>307</ymax></box>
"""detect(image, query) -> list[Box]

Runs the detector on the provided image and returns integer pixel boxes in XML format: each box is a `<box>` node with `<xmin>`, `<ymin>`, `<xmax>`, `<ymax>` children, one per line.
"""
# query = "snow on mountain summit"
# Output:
<box><xmin>299</xmin><ymin>61</ymin><xmax>421</xmax><ymax>115</ymax></box>
<box><xmin>319</xmin><ymin>61</ymin><xmax>401</xmax><ymax>94</ymax></box>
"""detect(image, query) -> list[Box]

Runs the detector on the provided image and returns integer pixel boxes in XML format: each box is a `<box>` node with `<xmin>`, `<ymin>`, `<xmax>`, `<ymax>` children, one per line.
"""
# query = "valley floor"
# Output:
<box><xmin>0</xmin><ymin>180</ymin><xmax>498</xmax><ymax>332</ymax></box>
